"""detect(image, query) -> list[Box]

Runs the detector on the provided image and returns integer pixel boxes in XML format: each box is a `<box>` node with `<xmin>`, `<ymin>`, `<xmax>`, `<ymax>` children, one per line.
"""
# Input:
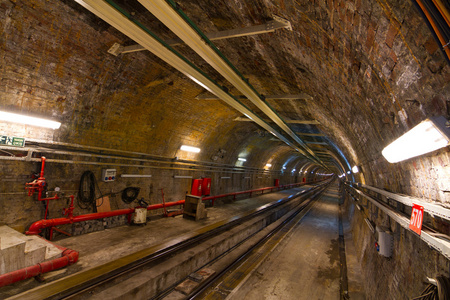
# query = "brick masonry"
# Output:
<box><xmin>0</xmin><ymin>0</ymin><xmax>449</xmax><ymax>297</ymax></box>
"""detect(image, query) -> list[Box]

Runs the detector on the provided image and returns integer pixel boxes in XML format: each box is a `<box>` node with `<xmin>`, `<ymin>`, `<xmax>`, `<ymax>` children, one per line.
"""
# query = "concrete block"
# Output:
<box><xmin>0</xmin><ymin>226</ymin><xmax>26</xmax><ymax>275</ymax></box>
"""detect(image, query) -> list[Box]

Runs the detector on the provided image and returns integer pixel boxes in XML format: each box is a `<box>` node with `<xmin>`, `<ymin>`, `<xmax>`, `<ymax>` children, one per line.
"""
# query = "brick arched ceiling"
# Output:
<box><xmin>1</xmin><ymin>0</ymin><xmax>448</xmax><ymax>195</ymax></box>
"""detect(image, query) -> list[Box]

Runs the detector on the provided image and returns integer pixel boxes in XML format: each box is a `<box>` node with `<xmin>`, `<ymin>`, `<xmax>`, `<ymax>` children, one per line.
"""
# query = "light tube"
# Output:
<box><xmin>352</xmin><ymin>166</ymin><xmax>359</xmax><ymax>173</ymax></box>
<box><xmin>173</xmin><ymin>175</ymin><xmax>193</xmax><ymax>179</ymax></box>
<box><xmin>0</xmin><ymin>111</ymin><xmax>61</xmax><ymax>129</ymax></box>
<box><xmin>265</xmin><ymin>163</ymin><xmax>272</xmax><ymax>168</ymax></box>
<box><xmin>238</xmin><ymin>158</ymin><xmax>247</xmax><ymax>162</ymax></box>
<box><xmin>382</xmin><ymin>116</ymin><xmax>450</xmax><ymax>163</ymax></box>
<box><xmin>180</xmin><ymin>145</ymin><xmax>201</xmax><ymax>153</ymax></box>
<box><xmin>121</xmin><ymin>174</ymin><xmax>152</xmax><ymax>178</ymax></box>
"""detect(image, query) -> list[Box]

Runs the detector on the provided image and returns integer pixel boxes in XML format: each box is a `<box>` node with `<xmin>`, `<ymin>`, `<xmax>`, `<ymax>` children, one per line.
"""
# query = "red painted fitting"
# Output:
<box><xmin>26</xmin><ymin>181</ymin><xmax>317</xmax><ymax>237</ymax></box>
<box><xmin>0</xmin><ymin>237</ymin><xmax>78</xmax><ymax>287</ymax></box>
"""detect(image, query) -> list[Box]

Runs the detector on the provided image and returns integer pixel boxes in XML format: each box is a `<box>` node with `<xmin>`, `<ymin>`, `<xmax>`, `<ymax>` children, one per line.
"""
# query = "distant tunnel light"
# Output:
<box><xmin>382</xmin><ymin>116</ymin><xmax>450</xmax><ymax>163</ymax></box>
<box><xmin>352</xmin><ymin>166</ymin><xmax>359</xmax><ymax>173</ymax></box>
<box><xmin>0</xmin><ymin>111</ymin><xmax>61</xmax><ymax>129</ymax></box>
<box><xmin>265</xmin><ymin>163</ymin><xmax>272</xmax><ymax>168</ymax></box>
<box><xmin>238</xmin><ymin>158</ymin><xmax>247</xmax><ymax>162</ymax></box>
<box><xmin>180</xmin><ymin>145</ymin><xmax>201</xmax><ymax>153</ymax></box>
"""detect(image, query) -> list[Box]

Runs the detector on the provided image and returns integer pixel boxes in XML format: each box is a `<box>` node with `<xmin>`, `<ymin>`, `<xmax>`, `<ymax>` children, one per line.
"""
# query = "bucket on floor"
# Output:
<box><xmin>134</xmin><ymin>208</ymin><xmax>147</xmax><ymax>224</ymax></box>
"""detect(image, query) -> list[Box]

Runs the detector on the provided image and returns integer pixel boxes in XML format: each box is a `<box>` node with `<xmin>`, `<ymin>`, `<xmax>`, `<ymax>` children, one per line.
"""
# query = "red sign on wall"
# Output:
<box><xmin>409</xmin><ymin>204</ymin><xmax>424</xmax><ymax>235</ymax></box>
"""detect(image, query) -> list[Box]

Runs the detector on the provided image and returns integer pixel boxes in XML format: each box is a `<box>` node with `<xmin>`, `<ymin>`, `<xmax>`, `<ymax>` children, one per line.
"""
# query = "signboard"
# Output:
<box><xmin>0</xmin><ymin>136</ymin><xmax>25</xmax><ymax>147</ymax></box>
<box><xmin>409</xmin><ymin>204</ymin><xmax>424</xmax><ymax>235</ymax></box>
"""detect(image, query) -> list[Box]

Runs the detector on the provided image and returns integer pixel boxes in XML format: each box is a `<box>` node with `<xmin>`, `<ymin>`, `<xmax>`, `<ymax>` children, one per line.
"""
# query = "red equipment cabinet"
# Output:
<box><xmin>191</xmin><ymin>179</ymin><xmax>203</xmax><ymax>196</ymax></box>
<box><xmin>274</xmin><ymin>179</ymin><xmax>280</xmax><ymax>187</ymax></box>
<box><xmin>202</xmin><ymin>178</ymin><xmax>211</xmax><ymax>195</ymax></box>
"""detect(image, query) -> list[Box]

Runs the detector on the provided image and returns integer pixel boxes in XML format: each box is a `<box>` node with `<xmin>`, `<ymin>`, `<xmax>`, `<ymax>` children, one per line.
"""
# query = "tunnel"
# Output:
<box><xmin>0</xmin><ymin>0</ymin><xmax>449</xmax><ymax>299</ymax></box>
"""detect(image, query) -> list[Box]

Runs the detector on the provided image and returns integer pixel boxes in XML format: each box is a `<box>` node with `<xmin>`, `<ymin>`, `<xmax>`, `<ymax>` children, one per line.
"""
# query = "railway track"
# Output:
<box><xmin>8</xmin><ymin>180</ymin><xmax>333</xmax><ymax>300</ymax></box>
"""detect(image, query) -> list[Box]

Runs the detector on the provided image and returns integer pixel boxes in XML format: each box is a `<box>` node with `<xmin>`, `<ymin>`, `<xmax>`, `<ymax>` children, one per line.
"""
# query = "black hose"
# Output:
<box><xmin>121</xmin><ymin>187</ymin><xmax>140</xmax><ymax>204</ymax></box>
<box><xmin>78</xmin><ymin>171</ymin><xmax>103</xmax><ymax>211</ymax></box>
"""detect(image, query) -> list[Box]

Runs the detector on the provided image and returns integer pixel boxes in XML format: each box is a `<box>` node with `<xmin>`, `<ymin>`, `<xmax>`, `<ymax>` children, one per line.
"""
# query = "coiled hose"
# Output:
<box><xmin>78</xmin><ymin>171</ymin><xmax>103</xmax><ymax>211</ymax></box>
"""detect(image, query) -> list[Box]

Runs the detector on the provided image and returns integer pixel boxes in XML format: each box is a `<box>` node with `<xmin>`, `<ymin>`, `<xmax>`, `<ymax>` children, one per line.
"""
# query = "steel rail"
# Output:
<box><xmin>12</xmin><ymin>182</ymin><xmax>330</xmax><ymax>300</ymax></box>
<box><xmin>73</xmin><ymin>0</ymin><xmax>314</xmax><ymax>162</ymax></box>
<box><xmin>184</xmin><ymin>180</ymin><xmax>332</xmax><ymax>299</ymax></box>
<box><xmin>137</xmin><ymin>0</ymin><xmax>325</xmax><ymax>165</ymax></box>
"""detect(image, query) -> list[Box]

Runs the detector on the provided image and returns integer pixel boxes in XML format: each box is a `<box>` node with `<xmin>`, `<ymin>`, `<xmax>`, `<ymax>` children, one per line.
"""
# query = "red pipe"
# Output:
<box><xmin>26</xmin><ymin>181</ymin><xmax>317</xmax><ymax>237</ymax></box>
<box><xmin>0</xmin><ymin>238</ymin><xmax>79</xmax><ymax>287</ymax></box>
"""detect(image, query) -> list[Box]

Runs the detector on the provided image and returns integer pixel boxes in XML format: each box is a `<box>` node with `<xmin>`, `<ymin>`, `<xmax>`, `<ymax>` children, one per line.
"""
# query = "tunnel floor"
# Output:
<box><xmin>227</xmin><ymin>183</ymin><xmax>366</xmax><ymax>299</ymax></box>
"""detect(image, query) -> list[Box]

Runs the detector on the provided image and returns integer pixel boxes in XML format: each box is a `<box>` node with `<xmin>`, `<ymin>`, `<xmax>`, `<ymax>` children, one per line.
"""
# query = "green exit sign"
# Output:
<box><xmin>0</xmin><ymin>136</ymin><xmax>25</xmax><ymax>147</ymax></box>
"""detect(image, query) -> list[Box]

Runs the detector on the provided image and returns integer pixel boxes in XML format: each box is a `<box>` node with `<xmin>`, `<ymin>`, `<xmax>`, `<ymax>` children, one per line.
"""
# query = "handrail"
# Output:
<box><xmin>347</xmin><ymin>181</ymin><xmax>450</xmax><ymax>221</ymax></box>
<box><xmin>343</xmin><ymin>182</ymin><xmax>450</xmax><ymax>260</ymax></box>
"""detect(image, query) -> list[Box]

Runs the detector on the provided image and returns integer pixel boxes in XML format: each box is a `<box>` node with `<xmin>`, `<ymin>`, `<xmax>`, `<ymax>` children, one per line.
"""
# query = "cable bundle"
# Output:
<box><xmin>412</xmin><ymin>276</ymin><xmax>450</xmax><ymax>300</ymax></box>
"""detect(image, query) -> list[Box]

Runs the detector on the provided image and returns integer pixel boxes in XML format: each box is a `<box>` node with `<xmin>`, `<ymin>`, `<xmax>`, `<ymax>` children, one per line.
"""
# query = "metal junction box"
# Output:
<box><xmin>102</xmin><ymin>169</ymin><xmax>116</xmax><ymax>182</ymax></box>
<box><xmin>376</xmin><ymin>226</ymin><xmax>393</xmax><ymax>258</ymax></box>
<box><xmin>202</xmin><ymin>178</ymin><xmax>211</xmax><ymax>196</ymax></box>
<box><xmin>191</xmin><ymin>179</ymin><xmax>203</xmax><ymax>196</ymax></box>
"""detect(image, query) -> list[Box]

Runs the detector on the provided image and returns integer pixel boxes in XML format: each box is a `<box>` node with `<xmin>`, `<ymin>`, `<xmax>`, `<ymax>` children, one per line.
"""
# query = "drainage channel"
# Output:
<box><xmin>8</xmin><ymin>181</ymin><xmax>332</xmax><ymax>300</ymax></box>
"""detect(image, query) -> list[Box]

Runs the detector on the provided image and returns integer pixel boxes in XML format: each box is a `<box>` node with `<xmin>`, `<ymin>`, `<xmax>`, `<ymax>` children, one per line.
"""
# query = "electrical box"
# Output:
<box><xmin>191</xmin><ymin>179</ymin><xmax>203</xmax><ymax>196</ymax></box>
<box><xmin>376</xmin><ymin>226</ymin><xmax>393</xmax><ymax>258</ymax></box>
<box><xmin>202</xmin><ymin>178</ymin><xmax>211</xmax><ymax>196</ymax></box>
<box><xmin>102</xmin><ymin>169</ymin><xmax>116</xmax><ymax>182</ymax></box>
<box><xmin>274</xmin><ymin>179</ymin><xmax>280</xmax><ymax>187</ymax></box>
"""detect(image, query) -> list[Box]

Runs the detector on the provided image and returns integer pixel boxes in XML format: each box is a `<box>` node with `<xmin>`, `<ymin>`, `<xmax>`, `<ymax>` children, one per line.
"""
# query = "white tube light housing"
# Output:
<box><xmin>121</xmin><ymin>174</ymin><xmax>152</xmax><ymax>178</ymax></box>
<box><xmin>173</xmin><ymin>175</ymin><xmax>193</xmax><ymax>179</ymax></box>
<box><xmin>265</xmin><ymin>163</ymin><xmax>272</xmax><ymax>168</ymax></box>
<box><xmin>0</xmin><ymin>111</ymin><xmax>61</xmax><ymax>129</ymax></box>
<box><xmin>180</xmin><ymin>145</ymin><xmax>201</xmax><ymax>153</ymax></box>
<box><xmin>238</xmin><ymin>158</ymin><xmax>247</xmax><ymax>162</ymax></box>
<box><xmin>382</xmin><ymin>116</ymin><xmax>450</xmax><ymax>163</ymax></box>
<box><xmin>352</xmin><ymin>166</ymin><xmax>359</xmax><ymax>173</ymax></box>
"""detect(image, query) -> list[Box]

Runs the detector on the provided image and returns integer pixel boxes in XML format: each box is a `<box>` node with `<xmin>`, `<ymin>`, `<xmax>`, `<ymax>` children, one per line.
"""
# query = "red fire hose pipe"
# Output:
<box><xmin>0</xmin><ymin>238</ymin><xmax>79</xmax><ymax>287</ymax></box>
<box><xmin>26</xmin><ymin>181</ymin><xmax>321</xmax><ymax>237</ymax></box>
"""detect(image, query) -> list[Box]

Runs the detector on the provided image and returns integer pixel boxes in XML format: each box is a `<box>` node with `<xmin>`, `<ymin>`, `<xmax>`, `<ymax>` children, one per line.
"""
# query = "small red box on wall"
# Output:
<box><xmin>191</xmin><ymin>179</ymin><xmax>203</xmax><ymax>196</ymax></box>
<box><xmin>274</xmin><ymin>179</ymin><xmax>280</xmax><ymax>187</ymax></box>
<box><xmin>202</xmin><ymin>178</ymin><xmax>211</xmax><ymax>195</ymax></box>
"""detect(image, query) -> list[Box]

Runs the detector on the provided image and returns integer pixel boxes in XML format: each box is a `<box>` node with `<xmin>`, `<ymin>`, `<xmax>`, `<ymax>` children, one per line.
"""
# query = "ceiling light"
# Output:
<box><xmin>0</xmin><ymin>111</ymin><xmax>61</xmax><ymax>129</ymax></box>
<box><xmin>265</xmin><ymin>163</ymin><xmax>272</xmax><ymax>168</ymax></box>
<box><xmin>347</xmin><ymin>171</ymin><xmax>351</xmax><ymax>174</ymax></box>
<box><xmin>352</xmin><ymin>166</ymin><xmax>359</xmax><ymax>173</ymax></box>
<box><xmin>180</xmin><ymin>145</ymin><xmax>201</xmax><ymax>153</ymax></box>
<box><xmin>238</xmin><ymin>158</ymin><xmax>247</xmax><ymax>162</ymax></box>
<box><xmin>382</xmin><ymin>116</ymin><xmax>450</xmax><ymax>163</ymax></box>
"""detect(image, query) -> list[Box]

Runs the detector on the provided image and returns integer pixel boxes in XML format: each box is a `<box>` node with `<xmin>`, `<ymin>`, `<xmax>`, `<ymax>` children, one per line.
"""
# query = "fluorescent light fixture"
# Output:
<box><xmin>180</xmin><ymin>145</ymin><xmax>201</xmax><ymax>153</ymax></box>
<box><xmin>282</xmin><ymin>166</ymin><xmax>286</xmax><ymax>170</ymax></box>
<box><xmin>0</xmin><ymin>111</ymin><xmax>61</xmax><ymax>129</ymax></box>
<box><xmin>347</xmin><ymin>171</ymin><xmax>351</xmax><ymax>174</ymax></box>
<box><xmin>382</xmin><ymin>116</ymin><xmax>450</xmax><ymax>163</ymax></box>
<box><xmin>265</xmin><ymin>163</ymin><xmax>272</xmax><ymax>168</ymax></box>
<box><xmin>221</xmin><ymin>176</ymin><xmax>231</xmax><ymax>179</ymax></box>
<box><xmin>292</xmin><ymin>169</ymin><xmax>296</xmax><ymax>172</ymax></box>
<box><xmin>121</xmin><ymin>174</ymin><xmax>152</xmax><ymax>178</ymax></box>
<box><xmin>238</xmin><ymin>158</ymin><xmax>247</xmax><ymax>162</ymax></box>
<box><xmin>173</xmin><ymin>175</ymin><xmax>193</xmax><ymax>179</ymax></box>
<box><xmin>352</xmin><ymin>166</ymin><xmax>359</xmax><ymax>173</ymax></box>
